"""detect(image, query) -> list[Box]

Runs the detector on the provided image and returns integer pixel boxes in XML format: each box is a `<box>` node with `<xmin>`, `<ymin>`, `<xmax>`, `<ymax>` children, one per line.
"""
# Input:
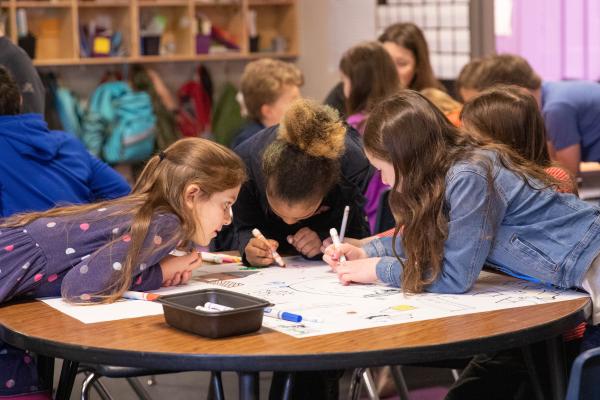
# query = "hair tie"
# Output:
<box><xmin>158</xmin><ymin>151</ymin><xmax>166</xmax><ymax>162</ymax></box>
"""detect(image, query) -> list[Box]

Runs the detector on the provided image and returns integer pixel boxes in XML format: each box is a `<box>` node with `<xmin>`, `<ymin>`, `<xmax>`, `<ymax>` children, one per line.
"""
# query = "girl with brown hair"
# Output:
<box><xmin>0</xmin><ymin>137</ymin><xmax>246</xmax><ymax>398</ymax></box>
<box><xmin>323</xmin><ymin>90</ymin><xmax>600</xmax><ymax>315</ymax></box>
<box><xmin>0</xmin><ymin>137</ymin><xmax>246</xmax><ymax>304</ymax></box>
<box><xmin>461</xmin><ymin>85</ymin><xmax>576</xmax><ymax>193</ymax></box>
<box><xmin>339</xmin><ymin>41</ymin><xmax>400</xmax><ymax>233</ymax></box>
<box><xmin>325</xmin><ymin>22</ymin><xmax>443</xmax><ymax>117</ymax></box>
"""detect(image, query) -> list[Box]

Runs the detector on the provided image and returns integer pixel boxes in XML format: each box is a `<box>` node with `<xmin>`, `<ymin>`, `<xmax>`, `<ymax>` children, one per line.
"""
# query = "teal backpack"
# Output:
<box><xmin>82</xmin><ymin>81</ymin><xmax>156</xmax><ymax>163</ymax></box>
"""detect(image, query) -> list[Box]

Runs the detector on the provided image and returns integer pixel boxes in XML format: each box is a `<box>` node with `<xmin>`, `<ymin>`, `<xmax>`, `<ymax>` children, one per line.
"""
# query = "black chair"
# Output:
<box><xmin>566</xmin><ymin>346</ymin><xmax>600</xmax><ymax>400</ymax></box>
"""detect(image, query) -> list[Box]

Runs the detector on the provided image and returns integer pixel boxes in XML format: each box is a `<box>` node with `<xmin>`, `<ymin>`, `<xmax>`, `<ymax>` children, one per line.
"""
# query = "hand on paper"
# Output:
<box><xmin>287</xmin><ymin>227</ymin><xmax>322</xmax><ymax>258</ymax></box>
<box><xmin>322</xmin><ymin>243</ymin><xmax>368</xmax><ymax>271</ymax></box>
<box><xmin>245</xmin><ymin>237</ymin><xmax>279</xmax><ymax>267</ymax></box>
<box><xmin>335</xmin><ymin>259</ymin><xmax>379</xmax><ymax>285</ymax></box>
<box><xmin>160</xmin><ymin>250</ymin><xmax>202</xmax><ymax>287</ymax></box>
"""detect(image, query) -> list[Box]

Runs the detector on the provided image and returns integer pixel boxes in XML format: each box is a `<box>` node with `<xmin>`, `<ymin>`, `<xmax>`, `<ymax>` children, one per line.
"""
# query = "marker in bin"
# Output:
<box><xmin>199</xmin><ymin>302</ymin><xmax>304</xmax><ymax>323</ymax></box>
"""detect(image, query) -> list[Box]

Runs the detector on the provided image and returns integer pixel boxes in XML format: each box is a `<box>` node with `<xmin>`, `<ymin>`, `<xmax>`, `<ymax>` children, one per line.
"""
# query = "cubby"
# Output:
<box><xmin>0</xmin><ymin>0</ymin><xmax>297</xmax><ymax>66</ymax></box>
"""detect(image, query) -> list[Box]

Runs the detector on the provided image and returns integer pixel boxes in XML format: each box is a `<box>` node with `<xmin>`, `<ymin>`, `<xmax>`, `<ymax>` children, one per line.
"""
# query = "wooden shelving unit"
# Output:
<box><xmin>0</xmin><ymin>0</ymin><xmax>298</xmax><ymax>66</ymax></box>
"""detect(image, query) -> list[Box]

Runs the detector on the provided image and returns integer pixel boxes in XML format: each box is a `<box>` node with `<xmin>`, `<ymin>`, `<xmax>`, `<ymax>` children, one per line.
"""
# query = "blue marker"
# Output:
<box><xmin>264</xmin><ymin>307</ymin><xmax>302</xmax><ymax>323</ymax></box>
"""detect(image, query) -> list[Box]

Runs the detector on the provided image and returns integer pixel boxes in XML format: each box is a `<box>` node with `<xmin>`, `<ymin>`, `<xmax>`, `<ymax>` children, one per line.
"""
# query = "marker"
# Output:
<box><xmin>201</xmin><ymin>301</ymin><xmax>233</xmax><ymax>311</ymax></box>
<box><xmin>339</xmin><ymin>205</ymin><xmax>350</xmax><ymax>242</ymax></box>
<box><xmin>202</xmin><ymin>302</ymin><xmax>303</xmax><ymax>323</ymax></box>
<box><xmin>263</xmin><ymin>307</ymin><xmax>302</xmax><ymax>323</ymax></box>
<box><xmin>168</xmin><ymin>249</ymin><xmax>242</xmax><ymax>264</ymax></box>
<box><xmin>252</xmin><ymin>228</ymin><xmax>286</xmax><ymax>267</ymax></box>
<box><xmin>201</xmin><ymin>252</ymin><xmax>242</xmax><ymax>264</ymax></box>
<box><xmin>122</xmin><ymin>290</ymin><xmax>160</xmax><ymax>301</ymax></box>
<box><xmin>329</xmin><ymin>227</ymin><xmax>346</xmax><ymax>263</ymax></box>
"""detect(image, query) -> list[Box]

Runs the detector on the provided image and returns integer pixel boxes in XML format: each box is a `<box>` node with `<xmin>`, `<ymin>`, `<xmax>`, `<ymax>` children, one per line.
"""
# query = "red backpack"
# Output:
<box><xmin>176</xmin><ymin>66</ymin><xmax>213</xmax><ymax>137</ymax></box>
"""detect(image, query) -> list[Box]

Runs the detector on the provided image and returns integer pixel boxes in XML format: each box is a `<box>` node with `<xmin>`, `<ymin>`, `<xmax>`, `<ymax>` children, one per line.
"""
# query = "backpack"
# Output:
<box><xmin>176</xmin><ymin>66</ymin><xmax>213</xmax><ymax>137</ymax></box>
<box><xmin>212</xmin><ymin>82</ymin><xmax>244</xmax><ymax>147</ymax></box>
<box><xmin>82</xmin><ymin>81</ymin><xmax>156</xmax><ymax>163</ymax></box>
<box><xmin>102</xmin><ymin>90</ymin><xmax>156</xmax><ymax>164</ymax></box>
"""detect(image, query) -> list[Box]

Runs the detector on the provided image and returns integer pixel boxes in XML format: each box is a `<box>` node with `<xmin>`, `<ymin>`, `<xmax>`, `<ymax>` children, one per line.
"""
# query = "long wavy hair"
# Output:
<box><xmin>339</xmin><ymin>41</ymin><xmax>400</xmax><ymax>116</ymax></box>
<box><xmin>363</xmin><ymin>90</ymin><xmax>558</xmax><ymax>293</ymax></box>
<box><xmin>1</xmin><ymin>138</ymin><xmax>246</xmax><ymax>303</ymax></box>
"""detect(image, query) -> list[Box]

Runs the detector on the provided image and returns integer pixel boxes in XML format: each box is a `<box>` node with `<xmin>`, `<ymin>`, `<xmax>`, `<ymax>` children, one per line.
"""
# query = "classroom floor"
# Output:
<box><xmin>57</xmin><ymin>360</ymin><xmax>454</xmax><ymax>400</ymax></box>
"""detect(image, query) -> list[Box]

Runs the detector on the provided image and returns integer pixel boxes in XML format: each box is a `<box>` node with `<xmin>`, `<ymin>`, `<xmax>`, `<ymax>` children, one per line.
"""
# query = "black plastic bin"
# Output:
<box><xmin>157</xmin><ymin>289</ymin><xmax>270</xmax><ymax>339</ymax></box>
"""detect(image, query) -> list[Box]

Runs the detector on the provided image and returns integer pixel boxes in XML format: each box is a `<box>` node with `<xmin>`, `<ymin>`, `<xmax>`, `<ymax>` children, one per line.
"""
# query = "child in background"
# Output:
<box><xmin>421</xmin><ymin>88</ymin><xmax>463</xmax><ymax>127</ymax></box>
<box><xmin>323</xmin><ymin>89</ymin><xmax>600</xmax><ymax>334</ymax></box>
<box><xmin>457</xmin><ymin>54</ymin><xmax>600</xmax><ymax>176</ymax></box>
<box><xmin>231</xmin><ymin>58</ymin><xmax>303</xmax><ymax>149</ymax></box>
<box><xmin>0</xmin><ymin>137</ymin><xmax>246</xmax><ymax>398</ymax></box>
<box><xmin>461</xmin><ymin>85</ymin><xmax>576</xmax><ymax>193</ymax></box>
<box><xmin>325</xmin><ymin>22</ymin><xmax>443</xmax><ymax>116</ymax></box>
<box><xmin>0</xmin><ymin>66</ymin><xmax>131</xmax><ymax>217</ymax></box>
<box><xmin>340</xmin><ymin>41</ymin><xmax>400</xmax><ymax>233</ymax></box>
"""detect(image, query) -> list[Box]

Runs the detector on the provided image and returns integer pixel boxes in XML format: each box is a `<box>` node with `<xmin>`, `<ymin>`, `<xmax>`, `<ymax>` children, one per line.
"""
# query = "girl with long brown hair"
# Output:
<box><xmin>0</xmin><ymin>137</ymin><xmax>246</xmax><ymax>304</ymax></box>
<box><xmin>461</xmin><ymin>84</ymin><xmax>576</xmax><ymax>193</ymax></box>
<box><xmin>0</xmin><ymin>137</ymin><xmax>246</xmax><ymax>398</ymax></box>
<box><xmin>339</xmin><ymin>41</ymin><xmax>400</xmax><ymax>234</ymax></box>
<box><xmin>323</xmin><ymin>91</ymin><xmax>600</xmax><ymax>316</ymax></box>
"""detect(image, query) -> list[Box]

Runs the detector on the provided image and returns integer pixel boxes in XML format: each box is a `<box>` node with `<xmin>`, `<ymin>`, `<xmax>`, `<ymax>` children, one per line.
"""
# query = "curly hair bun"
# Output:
<box><xmin>278</xmin><ymin>98</ymin><xmax>346</xmax><ymax>159</ymax></box>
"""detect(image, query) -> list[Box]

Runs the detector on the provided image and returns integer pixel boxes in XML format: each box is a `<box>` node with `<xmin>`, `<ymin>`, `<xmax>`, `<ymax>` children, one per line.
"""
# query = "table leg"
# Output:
<box><xmin>521</xmin><ymin>345</ymin><xmax>546</xmax><ymax>400</ymax></box>
<box><xmin>55</xmin><ymin>359</ymin><xmax>79</xmax><ymax>400</ymax></box>
<box><xmin>207</xmin><ymin>371</ymin><xmax>224</xmax><ymax>400</ymax></box>
<box><xmin>36</xmin><ymin>354</ymin><xmax>54</xmax><ymax>392</ymax></box>
<box><xmin>546</xmin><ymin>336</ymin><xmax>567</xmax><ymax>400</ymax></box>
<box><xmin>238</xmin><ymin>372</ymin><xmax>259</xmax><ymax>400</ymax></box>
<box><xmin>281</xmin><ymin>372</ymin><xmax>294</xmax><ymax>400</ymax></box>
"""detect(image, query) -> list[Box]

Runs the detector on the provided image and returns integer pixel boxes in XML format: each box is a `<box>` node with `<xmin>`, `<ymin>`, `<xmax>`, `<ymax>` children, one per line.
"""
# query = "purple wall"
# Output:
<box><xmin>496</xmin><ymin>0</ymin><xmax>600</xmax><ymax>81</ymax></box>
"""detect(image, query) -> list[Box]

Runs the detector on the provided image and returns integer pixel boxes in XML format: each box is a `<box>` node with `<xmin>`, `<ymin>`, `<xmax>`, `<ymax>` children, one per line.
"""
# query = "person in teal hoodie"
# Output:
<box><xmin>0</xmin><ymin>66</ymin><xmax>130</xmax><ymax>217</ymax></box>
<box><xmin>0</xmin><ymin>66</ymin><xmax>130</xmax><ymax>398</ymax></box>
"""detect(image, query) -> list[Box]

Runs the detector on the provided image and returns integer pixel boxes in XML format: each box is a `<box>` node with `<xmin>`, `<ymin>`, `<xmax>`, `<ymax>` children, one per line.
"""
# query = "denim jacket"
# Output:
<box><xmin>364</xmin><ymin>151</ymin><xmax>600</xmax><ymax>293</ymax></box>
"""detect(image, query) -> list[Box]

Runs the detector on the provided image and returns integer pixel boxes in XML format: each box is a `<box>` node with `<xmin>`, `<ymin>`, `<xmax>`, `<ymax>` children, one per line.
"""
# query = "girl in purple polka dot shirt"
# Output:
<box><xmin>0</xmin><ymin>137</ymin><xmax>246</xmax><ymax>398</ymax></box>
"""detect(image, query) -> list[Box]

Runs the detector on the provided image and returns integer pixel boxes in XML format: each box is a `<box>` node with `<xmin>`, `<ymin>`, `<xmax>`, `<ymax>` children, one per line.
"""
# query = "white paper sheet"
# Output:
<box><xmin>41</xmin><ymin>256</ymin><xmax>589</xmax><ymax>338</ymax></box>
<box><xmin>42</xmin><ymin>297</ymin><xmax>163</xmax><ymax>324</ymax></box>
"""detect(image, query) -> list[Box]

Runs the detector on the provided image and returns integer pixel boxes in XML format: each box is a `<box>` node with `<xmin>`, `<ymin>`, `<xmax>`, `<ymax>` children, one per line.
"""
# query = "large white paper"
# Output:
<box><xmin>41</xmin><ymin>256</ymin><xmax>588</xmax><ymax>338</ymax></box>
<box><xmin>42</xmin><ymin>297</ymin><xmax>163</xmax><ymax>324</ymax></box>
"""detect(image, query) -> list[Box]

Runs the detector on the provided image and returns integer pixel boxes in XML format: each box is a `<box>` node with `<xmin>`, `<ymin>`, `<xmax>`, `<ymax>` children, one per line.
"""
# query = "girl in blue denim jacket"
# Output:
<box><xmin>323</xmin><ymin>90</ymin><xmax>600</xmax><ymax>322</ymax></box>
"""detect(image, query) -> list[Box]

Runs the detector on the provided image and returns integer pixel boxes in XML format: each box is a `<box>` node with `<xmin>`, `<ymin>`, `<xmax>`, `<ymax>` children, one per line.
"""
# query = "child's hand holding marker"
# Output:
<box><xmin>322</xmin><ymin>242</ymin><xmax>367</xmax><ymax>272</ymax></box>
<box><xmin>246</xmin><ymin>228</ymin><xmax>286</xmax><ymax>267</ymax></box>
<box><xmin>329</xmin><ymin>228</ymin><xmax>347</xmax><ymax>263</ymax></box>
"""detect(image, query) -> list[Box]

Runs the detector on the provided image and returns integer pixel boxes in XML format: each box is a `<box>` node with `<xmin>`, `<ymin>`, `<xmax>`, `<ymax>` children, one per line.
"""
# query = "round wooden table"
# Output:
<box><xmin>0</xmin><ymin>292</ymin><xmax>590</xmax><ymax>400</ymax></box>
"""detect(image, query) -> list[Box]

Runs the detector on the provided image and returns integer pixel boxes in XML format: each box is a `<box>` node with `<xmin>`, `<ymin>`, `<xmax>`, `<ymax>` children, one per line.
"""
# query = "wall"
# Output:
<box><xmin>296</xmin><ymin>0</ymin><xmax>376</xmax><ymax>101</ymax></box>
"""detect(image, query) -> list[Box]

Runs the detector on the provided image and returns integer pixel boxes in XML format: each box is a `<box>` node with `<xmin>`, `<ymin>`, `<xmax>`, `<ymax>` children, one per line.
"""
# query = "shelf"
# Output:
<box><xmin>77</xmin><ymin>1</ymin><xmax>130</xmax><ymax>8</ymax></box>
<box><xmin>194</xmin><ymin>1</ymin><xmax>241</xmax><ymax>6</ymax></box>
<box><xmin>138</xmin><ymin>1</ymin><xmax>190</xmax><ymax>7</ymax></box>
<box><xmin>8</xmin><ymin>0</ymin><xmax>298</xmax><ymax>66</ymax></box>
<box><xmin>32</xmin><ymin>52</ymin><xmax>297</xmax><ymax>66</ymax></box>
<box><xmin>248</xmin><ymin>0</ymin><xmax>294</xmax><ymax>6</ymax></box>
<box><xmin>15</xmin><ymin>2</ymin><xmax>72</xmax><ymax>8</ymax></box>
